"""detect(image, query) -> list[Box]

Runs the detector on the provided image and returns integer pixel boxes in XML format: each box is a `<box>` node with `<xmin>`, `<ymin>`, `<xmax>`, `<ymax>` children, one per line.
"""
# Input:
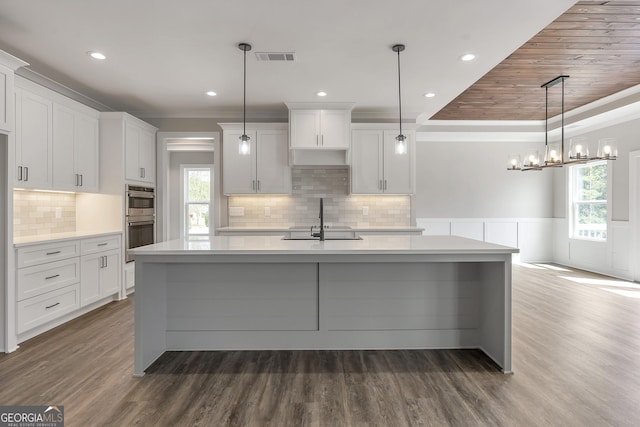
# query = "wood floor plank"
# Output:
<box><xmin>1</xmin><ymin>264</ymin><xmax>639</xmax><ymax>426</ymax></box>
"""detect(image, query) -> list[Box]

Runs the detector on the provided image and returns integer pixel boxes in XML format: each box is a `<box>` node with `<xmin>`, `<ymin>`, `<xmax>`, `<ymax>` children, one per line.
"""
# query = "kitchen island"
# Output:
<box><xmin>131</xmin><ymin>235</ymin><xmax>518</xmax><ymax>376</ymax></box>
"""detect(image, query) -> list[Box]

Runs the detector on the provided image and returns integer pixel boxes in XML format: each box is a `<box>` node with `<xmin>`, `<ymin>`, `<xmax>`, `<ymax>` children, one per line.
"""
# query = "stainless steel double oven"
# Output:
<box><xmin>125</xmin><ymin>185</ymin><xmax>155</xmax><ymax>262</ymax></box>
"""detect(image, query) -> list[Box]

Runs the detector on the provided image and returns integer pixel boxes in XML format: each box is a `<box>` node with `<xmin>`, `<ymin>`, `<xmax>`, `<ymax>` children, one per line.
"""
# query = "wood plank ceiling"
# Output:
<box><xmin>432</xmin><ymin>0</ymin><xmax>640</xmax><ymax>121</ymax></box>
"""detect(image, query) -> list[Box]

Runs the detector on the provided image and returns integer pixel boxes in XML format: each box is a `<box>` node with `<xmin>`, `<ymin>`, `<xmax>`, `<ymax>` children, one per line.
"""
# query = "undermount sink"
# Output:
<box><xmin>282</xmin><ymin>236</ymin><xmax>363</xmax><ymax>241</ymax></box>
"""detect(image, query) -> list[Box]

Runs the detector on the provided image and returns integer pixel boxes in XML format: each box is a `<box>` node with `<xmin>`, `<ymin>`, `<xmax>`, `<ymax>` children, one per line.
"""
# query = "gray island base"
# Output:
<box><xmin>131</xmin><ymin>235</ymin><xmax>518</xmax><ymax>377</ymax></box>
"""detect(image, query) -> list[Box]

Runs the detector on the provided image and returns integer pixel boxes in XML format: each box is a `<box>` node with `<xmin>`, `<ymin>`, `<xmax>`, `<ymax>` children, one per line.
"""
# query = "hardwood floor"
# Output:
<box><xmin>1</xmin><ymin>264</ymin><xmax>639</xmax><ymax>426</ymax></box>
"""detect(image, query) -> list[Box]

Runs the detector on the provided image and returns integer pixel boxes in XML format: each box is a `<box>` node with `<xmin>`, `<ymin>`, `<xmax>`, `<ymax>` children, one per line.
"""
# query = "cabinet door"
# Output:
<box><xmin>16</xmin><ymin>89</ymin><xmax>53</xmax><ymax>188</ymax></box>
<box><xmin>351</xmin><ymin>130</ymin><xmax>383</xmax><ymax>194</ymax></box>
<box><xmin>52</xmin><ymin>103</ymin><xmax>77</xmax><ymax>190</ymax></box>
<box><xmin>100</xmin><ymin>251</ymin><xmax>121</xmax><ymax>297</ymax></box>
<box><xmin>80</xmin><ymin>254</ymin><xmax>101</xmax><ymax>307</ymax></box>
<box><xmin>124</xmin><ymin>122</ymin><xmax>141</xmax><ymax>181</ymax></box>
<box><xmin>74</xmin><ymin>112</ymin><xmax>99</xmax><ymax>191</ymax></box>
<box><xmin>383</xmin><ymin>131</ymin><xmax>414</xmax><ymax>194</ymax></box>
<box><xmin>0</xmin><ymin>63</ymin><xmax>14</xmax><ymax>133</ymax></box>
<box><xmin>289</xmin><ymin>110</ymin><xmax>320</xmax><ymax>148</ymax></box>
<box><xmin>256</xmin><ymin>130</ymin><xmax>290</xmax><ymax>194</ymax></box>
<box><xmin>222</xmin><ymin>130</ymin><xmax>257</xmax><ymax>194</ymax></box>
<box><xmin>320</xmin><ymin>110</ymin><xmax>350</xmax><ymax>149</ymax></box>
<box><xmin>138</xmin><ymin>129</ymin><xmax>155</xmax><ymax>184</ymax></box>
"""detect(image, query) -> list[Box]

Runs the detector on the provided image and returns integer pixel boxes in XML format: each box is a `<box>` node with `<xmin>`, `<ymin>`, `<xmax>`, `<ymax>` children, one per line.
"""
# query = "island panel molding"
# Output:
<box><xmin>132</xmin><ymin>235</ymin><xmax>517</xmax><ymax>376</ymax></box>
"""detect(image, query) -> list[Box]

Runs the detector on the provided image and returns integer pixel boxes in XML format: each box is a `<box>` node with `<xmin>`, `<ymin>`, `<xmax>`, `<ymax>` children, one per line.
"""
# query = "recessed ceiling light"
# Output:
<box><xmin>316</xmin><ymin>91</ymin><xmax>327</xmax><ymax>97</ymax></box>
<box><xmin>460</xmin><ymin>53</ymin><xmax>476</xmax><ymax>62</ymax></box>
<box><xmin>423</xmin><ymin>92</ymin><xmax>435</xmax><ymax>98</ymax></box>
<box><xmin>87</xmin><ymin>51</ymin><xmax>106</xmax><ymax>60</ymax></box>
<box><xmin>206</xmin><ymin>91</ymin><xmax>217</xmax><ymax>97</ymax></box>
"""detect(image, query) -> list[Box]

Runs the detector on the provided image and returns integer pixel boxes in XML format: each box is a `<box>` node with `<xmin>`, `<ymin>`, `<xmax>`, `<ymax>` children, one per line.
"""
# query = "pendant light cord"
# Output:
<box><xmin>397</xmin><ymin>47</ymin><xmax>403</xmax><ymax>137</ymax></box>
<box><xmin>243</xmin><ymin>46</ymin><xmax>247</xmax><ymax>136</ymax></box>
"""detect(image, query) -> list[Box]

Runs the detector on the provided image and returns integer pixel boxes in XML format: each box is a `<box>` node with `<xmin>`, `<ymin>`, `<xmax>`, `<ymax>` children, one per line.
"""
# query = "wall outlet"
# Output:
<box><xmin>264</xmin><ymin>207</ymin><xmax>271</xmax><ymax>217</ymax></box>
<box><xmin>362</xmin><ymin>206</ymin><xmax>369</xmax><ymax>216</ymax></box>
<box><xmin>229</xmin><ymin>207</ymin><xmax>245</xmax><ymax>217</ymax></box>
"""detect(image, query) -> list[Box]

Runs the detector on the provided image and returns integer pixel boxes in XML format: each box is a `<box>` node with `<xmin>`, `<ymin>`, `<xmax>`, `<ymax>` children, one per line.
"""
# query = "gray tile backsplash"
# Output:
<box><xmin>228</xmin><ymin>168</ymin><xmax>410</xmax><ymax>228</ymax></box>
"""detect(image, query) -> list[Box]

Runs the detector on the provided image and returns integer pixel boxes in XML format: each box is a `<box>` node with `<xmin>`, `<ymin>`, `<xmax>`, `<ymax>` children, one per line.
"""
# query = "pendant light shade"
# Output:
<box><xmin>238</xmin><ymin>43</ymin><xmax>252</xmax><ymax>155</ymax></box>
<box><xmin>392</xmin><ymin>44</ymin><xmax>407</xmax><ymax>155</ymax></box>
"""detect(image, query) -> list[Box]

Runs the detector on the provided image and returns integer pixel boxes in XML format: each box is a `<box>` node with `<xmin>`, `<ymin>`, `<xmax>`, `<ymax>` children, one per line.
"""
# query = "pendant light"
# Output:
<box><xmin>238</xmin><ymin>43</ymin><xmax>252</xmax><ymax>155</ymax></box>
<box><xmin>392</xmin><ymin>44</ymin><xmax>407</xmax><ymax>155</ymax></box>
<box><xmin>507</xmin><ymin>75</ymin><xmax>617</xmax><ymax>172</ymax></box>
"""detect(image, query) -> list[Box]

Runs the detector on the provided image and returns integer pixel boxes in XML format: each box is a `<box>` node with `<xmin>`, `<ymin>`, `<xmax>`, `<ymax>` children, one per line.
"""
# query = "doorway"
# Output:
<box><xmin>156</xmin><ymin>132</ymin><xmax>220</xmax><ymax>242</ymax></box>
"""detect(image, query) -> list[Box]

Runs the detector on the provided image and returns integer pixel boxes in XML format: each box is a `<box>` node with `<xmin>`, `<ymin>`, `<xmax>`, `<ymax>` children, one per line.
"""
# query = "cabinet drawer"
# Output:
<box><xmin>17</xmin><ymin>283</ymin><xmax>80</xmax><ymax>334</ymax></box>
<box><xmin>81</xmin><ymin>235</ymin><xmax>121</xmax><ymax>255</ymax></box>
<box><xmin>17</xmin><ymin>258</ymin><xmax>80</xmax><ymax>301</ymax></box>
<box><xmin>16</xmin><ymin>241</ymin><xmax>80</xmax><ymax>268</ymax></box>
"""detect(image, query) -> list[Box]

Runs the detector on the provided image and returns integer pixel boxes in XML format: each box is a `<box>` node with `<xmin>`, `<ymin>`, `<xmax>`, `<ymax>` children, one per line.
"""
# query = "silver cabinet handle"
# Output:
<box><xmin>45</xmin><ymin>274</ymin><xmax>60</xmax><ymax>280</ymax></box>
<box><xmin>257</xmin><ymin>180</ymin><xmax>261</xmax><ymax>191</ymax></box>
<box><xmin>379</xmin><ymin>180</ymin><xmax>383</xmax><ymax>190</ymax></box>
<box><xmin>79</xmin><ymin>174</ymin><xmax>83</xmax><ymax>186</ymax></box>
<box><xmin>252</xmin><ymin>180</ymin><xmax>256</xmax><ymax>190</ymax></box>
<box><xmin>384</xmin><ymin>180</ymin><xmax>388</xmax><ymax>190</ymax></box>
<box><xmin>45</xmin><ymin>302</ymin><xmax>60</xmax><ymax>309</ymax></box>
<box><xmin>105</xmin><ymin>256</ymin><xmax>108</xmax><ymax>268</ymax></box>
<box><xmin>100</xmin><ymin>256</ymin><xmax>105</xmax><ymax>268</ymax></box>
<box><xmin>140</xmin><ymin>167</ymin><xmax>144</xmax><ymax>178</ymax></box>
<box><xmin>321</xmin><ymin>135</ymin><xmax>324</xmax><ymax>146</ymax></box>
<box><xmin>18</xmin><ymin>166</ymin><xmax>23</xmax><ymax>181</ymax></box>
<box><xmin>46</xmin><ymin>251</ymin><xmax>61</xmax><ymax>255</ymax></box>
<box><xmin>24</xmin><ymin>167</ymin><xmax>29</xmax><ymax>181</ymax></box>
<box><xmin>98</xmin><ymin>243</ymin><xmax>108</xmax><ymax>247</ymax></box>
<box><xmin>316</xmin><ymin>135</ymin><xmax>320</xmax><ymax>146</ymax></box>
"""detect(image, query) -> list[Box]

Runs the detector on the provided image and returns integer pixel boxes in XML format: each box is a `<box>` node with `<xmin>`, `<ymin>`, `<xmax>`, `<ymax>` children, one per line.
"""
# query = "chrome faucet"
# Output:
<box><xmin>311</xmin><ymin>198</ymin><xmax>325</xmax><ymax>241</ymax></box>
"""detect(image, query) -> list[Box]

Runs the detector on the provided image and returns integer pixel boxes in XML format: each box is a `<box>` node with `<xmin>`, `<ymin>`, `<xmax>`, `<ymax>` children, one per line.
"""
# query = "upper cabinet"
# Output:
<box><xmin>52</xmin><ymin>103</ymin><xmax>99</xmax><ymax>192</ymax></box>
<box><xmin>0</xmin><ymin>50</ymin><xmax>28</xmax><ymax>134</ymax></box>
<box><xmin>14</xmin><ymin>88</ymin><xmax>53</xmax><ymax>189</ymax></box>
<box><xmin>285</xmin><ymin>103</ymin><xmax>354</xmax><ymax>166</ymax></box>
<box><xmin>124</xmin><ymin>121</ymin><xmax>155</xmax><ymax>184</ymax></box>
<box><xmin>220</xmin><ymin>123</ymin><xmax>290</xmax><ymax>195</ymax></box>
<box><xmin>351</xmin><ymin>126</ymin><xmax>415</xmax><ymax>195</ymax></box>
<box><xmin>289</xmin><ymin>109</ymin><xmax>350</xmax><ymax>149</ymax></box>
<box><xmin>14</xmin><ymin>77</ymin><xmax>100</xmax><ymax>192</ymax></box>
<box><xmin>99</xmin><ymin>112</ymin><xmax>157</xmax><ymax>194</ymax></box>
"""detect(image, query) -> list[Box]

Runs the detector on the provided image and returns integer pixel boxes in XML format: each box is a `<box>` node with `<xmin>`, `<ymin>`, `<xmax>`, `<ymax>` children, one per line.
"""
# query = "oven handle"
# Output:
<box><xmin>127</xmin><ymin>190</ymin><xmax>155</xmax><ymax>199</ymax></box>
<box><xmin>128</xmin><ymin>220</ymin><xmax>155</xmax><ymax>226</ymax></box>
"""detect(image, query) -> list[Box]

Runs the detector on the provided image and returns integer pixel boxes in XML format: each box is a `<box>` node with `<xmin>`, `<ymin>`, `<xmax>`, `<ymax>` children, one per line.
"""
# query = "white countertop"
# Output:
<box><xmin>131</xmin><ymin>235</ymin><xmax>518</xmax><ymax>256</ymax></box>
<box><xmin>216</xmin><ymin>226</ymin><xmax>424</xmax><ymax>232</ymax></box>
<box><xmin>13</xmin><ymin>230</ymin><xmax>123</xmax><ymax>247</ymax></box>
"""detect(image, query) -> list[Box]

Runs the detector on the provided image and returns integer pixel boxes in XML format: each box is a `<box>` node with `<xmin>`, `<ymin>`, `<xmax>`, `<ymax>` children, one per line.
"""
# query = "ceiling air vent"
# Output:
<box><xmin>255</xmin><ymin>52</ymin><xmax>296</xmax><ymax>62</ymax></box>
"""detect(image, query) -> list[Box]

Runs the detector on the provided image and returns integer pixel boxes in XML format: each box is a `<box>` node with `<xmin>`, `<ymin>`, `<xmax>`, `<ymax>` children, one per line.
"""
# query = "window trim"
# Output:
<box><xmin>180</xmin><ymin>165</ymin><xmax>213</xmax><ymax>238</ymax></box>
<box><xmin>568</xmin><ymin>160</ymin><xmax>609</xmax><ymax>242</ymax></box>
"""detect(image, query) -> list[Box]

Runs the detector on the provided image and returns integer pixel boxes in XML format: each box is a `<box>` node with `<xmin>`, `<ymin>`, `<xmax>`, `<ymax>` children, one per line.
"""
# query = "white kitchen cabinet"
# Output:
<box><xmin>14</xmin><ymin>87</ymin><xmax>53</xmax><ymax>188</ymax></box>
<box><xmin>351</xmin><ymin>128</ymin><xmax>415</xmax><ymax>194</ymax></box>
<box><xmin>52</xmin><ymin>103</ymin><xmax>99</xmax><ymax>191</ymax></box>
<box><xmin>14</xmin><ymin>77</ymin><xmax>100</xmax><ymax>191</ymax></box>
<box><xmin>99</xmin><ymin>112</ymin><xmax>158</xmax><ymax>194</ymax></box>
<box><xmin>0</xmin><ymin>50</ymin><xmax>28</xmax><ymax>133</ymax></box>
<box><xmin>125</xmin><ymin>122</ymin><xmax>156</xmax><ymax>184</ymax></box>
<box><xmin>289</xmin><ymin>109</ymin><xmax>350</xmax><ymax>149</ymax></box>
<box><xmin>14</xmin><ymin>233</ymin><xmax>122</xmax><ymax>340</ymax></box>
<box><xmin>80</xmin><ymin>249</ymin><xmax>120</xmax><ymax>307</ymax></box>
<box><xmin>221</xmin><ymin>124</ymin><xmax>290</xmax><ymax>195</ymax></box>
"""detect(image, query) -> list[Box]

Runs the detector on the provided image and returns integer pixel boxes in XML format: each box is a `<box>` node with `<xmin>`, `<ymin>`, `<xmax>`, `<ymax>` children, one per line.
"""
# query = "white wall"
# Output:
<box><xmin>414</xmin><ymin>140</ymin><xmax>553</xmax><ymax>218</ymax></box>
<box><xmin>551</xmin><ymin>118</ymin><xmax>640</xmax><ymax>280</ymax></box>
<box><xmin>168</xmin><ymin>151</ymin><xmax>215</xmax><ymax>240</ymax></box>
<box><xmin>552</xmin><ymin>119</ymin><xmax>640</xmax><ymax>221</ymax></box>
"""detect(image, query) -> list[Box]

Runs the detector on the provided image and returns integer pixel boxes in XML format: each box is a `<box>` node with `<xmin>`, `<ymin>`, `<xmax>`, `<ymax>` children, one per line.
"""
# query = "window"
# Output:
<box><xmin>183</xmin><ymin>167</ymin><xmax>211</xmax><ymax>236</ymax></box>
<box><xmin>570</xmin><ymin>161</ymin><xmax>607</xmax><ymax>240</ymax></box>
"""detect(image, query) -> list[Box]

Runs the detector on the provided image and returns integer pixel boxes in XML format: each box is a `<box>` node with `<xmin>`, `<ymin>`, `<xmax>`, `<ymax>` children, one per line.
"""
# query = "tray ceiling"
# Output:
<box><xmin>432</xmin><ymin>0</ymin><xmax>640</xmax><ymax>121</ymax></box>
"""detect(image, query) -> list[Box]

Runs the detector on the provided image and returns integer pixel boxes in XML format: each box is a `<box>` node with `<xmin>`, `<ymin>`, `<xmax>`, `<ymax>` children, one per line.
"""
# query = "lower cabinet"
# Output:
<box><xmin>15</xmin><ymin>233</ymin><xmax>122</xmax><ymax>339</ymax></box>
<box><xmin>80</xmin><ymin>249</ymin><xmax>121</xmax><ymax>307</ymax></box>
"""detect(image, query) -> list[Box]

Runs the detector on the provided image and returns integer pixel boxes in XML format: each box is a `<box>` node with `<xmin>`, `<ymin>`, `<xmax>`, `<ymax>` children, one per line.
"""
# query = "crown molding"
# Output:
<box><xmin>16</xmin><ymin>68</ymin><xmax>114</xmax><ymax>112</ymax></box>
<box><xmin>0</xmin><ymin>49</ymin><xmax>28</xmax><ymax>71</ymax></box>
